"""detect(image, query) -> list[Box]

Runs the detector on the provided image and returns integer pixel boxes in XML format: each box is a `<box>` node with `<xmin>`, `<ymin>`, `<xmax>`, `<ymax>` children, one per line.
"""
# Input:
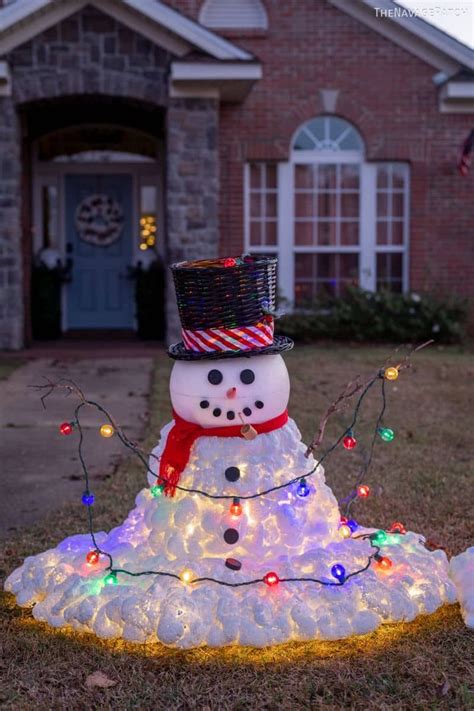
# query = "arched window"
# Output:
<box><xmin>292</xmin><ymin>116</ymin><xmax>364</xmax><ymax>153</ymax></box>
<box><xmin>199</xmin><ymin>0</ymin><xmax>268</xmax><ymax>30</ymax></box>
<box><xmin>245</xmin><ymin>115</ymin><xmax>409</xmax><ymax>305</ymax></box>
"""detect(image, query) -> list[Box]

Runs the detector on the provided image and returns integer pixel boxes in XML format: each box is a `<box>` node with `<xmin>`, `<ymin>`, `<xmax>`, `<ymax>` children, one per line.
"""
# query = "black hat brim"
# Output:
<box><xmin>168</xmin><ymin>335</ymin><xmax>294</xmax><ymax>361</ymax></box>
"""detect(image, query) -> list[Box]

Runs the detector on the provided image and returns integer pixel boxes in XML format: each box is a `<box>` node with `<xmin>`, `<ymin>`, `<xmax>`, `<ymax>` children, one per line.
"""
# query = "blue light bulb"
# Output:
<box><xmin>347</xmin><ymin>519</ymin><xmax>358</xmax><ymax>533</ymax></box>
<box><xmin>331</xmin><ymin>563</ymin><xmax>346</xmax><ymax>582</ymax></box>
<box><xmin>296</xmin><ymin>478</ymin><xmax>310</xmax><ymax>498</ymax></box>
<box><xmin>82</xmin><ymin>491</ymin><xmax>95</xmax><ymax>506</ymax></box>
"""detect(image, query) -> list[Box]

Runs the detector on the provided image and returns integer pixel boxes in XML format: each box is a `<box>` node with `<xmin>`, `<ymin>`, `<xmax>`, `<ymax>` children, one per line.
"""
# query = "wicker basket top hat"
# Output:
<box><xmin>168</xmin><ymin>255</ymin><xmax>293</xmax><ymax>360</ymax></box>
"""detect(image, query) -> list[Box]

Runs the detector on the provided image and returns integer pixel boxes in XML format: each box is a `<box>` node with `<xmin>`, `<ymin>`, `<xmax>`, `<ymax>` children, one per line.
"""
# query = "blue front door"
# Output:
<box><xmin>65</xmin><ymin>174</ymin><xmax>134</xmax><ymax>329</ymax></box>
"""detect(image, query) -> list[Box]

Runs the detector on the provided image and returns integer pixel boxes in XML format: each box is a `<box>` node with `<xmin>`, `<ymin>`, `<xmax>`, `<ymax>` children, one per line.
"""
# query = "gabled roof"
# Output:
<box><xmin>329</xmin><ymin>0</ymin><xmax>473</xmax><ymax>73</ymax></box>
<box><xmin>0</xmin><ymin>0</ymin><xmax>253</xmax><ymax>60</ymax></box>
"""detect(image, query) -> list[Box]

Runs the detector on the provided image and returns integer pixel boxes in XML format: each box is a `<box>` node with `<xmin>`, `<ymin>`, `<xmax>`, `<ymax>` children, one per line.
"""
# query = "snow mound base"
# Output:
<box><xmin>449</xmin><ymin>546</ymin><xmax>474</xmax><ymax>629</ymax></box>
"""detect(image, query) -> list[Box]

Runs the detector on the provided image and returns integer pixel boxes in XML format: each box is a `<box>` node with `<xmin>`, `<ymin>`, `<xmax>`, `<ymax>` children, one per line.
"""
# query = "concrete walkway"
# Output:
<box><xmin>0</xmin><ymin>357</ymin><xmax>154</xmax><ymax>535</ymax></box>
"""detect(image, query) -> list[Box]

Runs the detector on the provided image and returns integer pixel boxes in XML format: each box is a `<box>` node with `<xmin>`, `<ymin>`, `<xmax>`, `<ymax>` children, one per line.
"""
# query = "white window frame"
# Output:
<box><xmin>244</xmin><ymin>155</ymin><xmax>409</xmax><ymax>306</ymax></box>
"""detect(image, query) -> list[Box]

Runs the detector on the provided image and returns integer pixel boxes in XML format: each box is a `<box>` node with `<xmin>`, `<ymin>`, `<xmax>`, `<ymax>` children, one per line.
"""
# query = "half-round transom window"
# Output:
<box><xmin>199</xmin><ymin>0</ymin><xmax>268</xmax><ymax>30</ymax></box>
<box><xmin>292</xmin><ymin>116</ymin><xmax>364</xmax><ymax>154</ymax></box>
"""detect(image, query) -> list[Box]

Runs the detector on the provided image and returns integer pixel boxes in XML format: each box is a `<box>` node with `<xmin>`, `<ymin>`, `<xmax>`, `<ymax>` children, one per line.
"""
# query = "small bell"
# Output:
<box><xmin>241</xmin><ymin>424</ymin><xmax>257</xmax><ymax>440</ymax></box>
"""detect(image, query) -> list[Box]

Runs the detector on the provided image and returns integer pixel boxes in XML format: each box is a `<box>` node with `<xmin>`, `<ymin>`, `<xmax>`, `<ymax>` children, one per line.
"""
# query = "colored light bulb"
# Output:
<box><xmin>150</xmin><ymin>485</ymin><xmax>164</xmax><ymax>498</ymax></box>
<box><xmin>371</xmin><ymin>529</ymin><xmax>388</xmax><ymax>545</ymax></box>
<box><xmin>223</xmin><ymin>257</ymin><xmax>236</xmax><ymax>267</ymax></box>
<box><xmin>230</xmin><ymin>498</ymin><xmax>242</xmax><ymax>517</ymax></box>
<box><xmin>339</xmin><ymin>524</ymin><xmax>352</xmax><ymax>539</ymax></box>
<box><xmin>343</xmin><ymin>433</ymin><xmax>357</xmax><ymax>450</ymax></box>
<box><xmin>331</xmin><ymin>564</ymin><xmax>346</xmax><ymax>582</ymax></box>
<box><xmin>378</xmin><ymin>427</ymin><xmax>395</xmax><ymax>442</ymax></box>
<box><xmin>384</xmin><ymin>366</ymin><xmax>399</xmax><ymax>381</ymax></box>
<box><xmin>357</xmin><ymin>484</ymin><xmax>370</xmax><ymax>498</ymax></box>
<box><xmin>389</xmin><ymin>521</ymin><xmax>407</xmax><ymax>535</ymax></box>
<box><xmin>86</xmin><ymin>550</ymin><xmax>100</xmax><ymax>566</ymax></box>
<box><xmin>296</xmin><ymin>478</ymin><xmax>310</xmax><ymax>498</ymax></box>
<box><xmin>376</xmin><ymin>556</ymin><xmax>393</xmax><ymax>571</ymax></box>
<box><xmin>60</xmin><ymin>422</ymin><xmax>73</xmax><ymax>436</ymax></box>
<box><xmin>347</xmin><ymin>519</ymin><xmax>358</xmax><ymax>533</ymax></box>
<box><xmin>100</xmin><ymin>423</ymin><xmax>114</xmax><ymax>438</ymax></box>
<box><xmin>82</xmin><ymin>492</ymin><xmax>95</xmax><ymax>506</ymax></box>
<box><xmin>340</xmin><ymin>516</ymin><xmax>348</xmax><ymax>525</ymax></box>
<box><xmin>263</xmin><ymin>571</ymin><xmax>279</xmax><ymax>587</ymax></box>
<box><xmin>104</xmin><ymin>572</ymin><xmax>118</xmax><ymax>585</ymax></box>
<box><xmin>180</xmin><ymin>568</ymin><xmax>194</xmax><ymax>583</ymax></box>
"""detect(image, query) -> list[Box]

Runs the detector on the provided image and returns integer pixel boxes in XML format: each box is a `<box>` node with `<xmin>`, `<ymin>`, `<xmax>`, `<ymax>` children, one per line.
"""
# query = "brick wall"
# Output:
<box><xmin>199</xmin><ymin>0</ymin><xmax>472</xmax><ymax>305</ymax></box>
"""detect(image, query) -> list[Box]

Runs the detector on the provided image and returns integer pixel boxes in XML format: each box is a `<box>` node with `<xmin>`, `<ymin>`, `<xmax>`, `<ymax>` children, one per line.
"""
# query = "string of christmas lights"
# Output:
<box><xmin>44</xmin><ymin>367</ymin><xmax>393</xmax><ymax>504</ymax></box>
<box><xmin>32</xmin><ymin>349</ymin><xmax>423</xmax><ymax>591</ymax></box>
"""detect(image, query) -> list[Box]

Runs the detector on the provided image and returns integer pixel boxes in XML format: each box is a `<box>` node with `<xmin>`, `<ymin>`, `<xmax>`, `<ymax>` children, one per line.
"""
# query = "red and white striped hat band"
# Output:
<box><xmin>181</xmin><ymin>316</ymin><xmax>275</xmax><ymax>354</ymax></box>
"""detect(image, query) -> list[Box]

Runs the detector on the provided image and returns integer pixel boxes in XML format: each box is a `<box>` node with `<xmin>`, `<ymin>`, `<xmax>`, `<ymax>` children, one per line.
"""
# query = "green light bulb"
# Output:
<box><xmin>104</xmin><ymin>572</ymin><xmax>118</xmax><ymax>586</ymax></box>
<box><xmin>378</xmin><ymin>427</ymin><xmax>395</xmax><ymax>442</ymax></box>
<box><xmin>371</xmin><ymin>530</ymin><xmax>388</xmax><ymax>545</ymax></box>
<box><xmin>150</xmin><ymin>484</ymin><xmax>164</xmax><ymax>498</ymax></box>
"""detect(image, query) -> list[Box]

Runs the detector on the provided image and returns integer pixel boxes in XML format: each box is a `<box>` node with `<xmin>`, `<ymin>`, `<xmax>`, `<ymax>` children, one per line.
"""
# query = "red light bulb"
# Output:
<box><xmin>340</xmin><ymin>516</ymin><xmax>348</xmax><ymax>525</ymax></box>
<box><xmin>60</xmin><ymin>422</ymin><xmax>73</xmax><ymax>436</ymax></box>
<box><xmin>223</xmin><ymin>257</ymin><xmax>236</xmax><ymax>267</ymax></box>
<box><xmin>230</xmin><ymin>499</ymin><xmax>242</xmax><ymax>517</ymax></box>
<box><xmin>389</xmin><ymin>521</ymin><xmax>407</xmax><ymax>535</ymax></box>
<box><xmin>263</xmin><ymin>571</ymin><xmax>279</xmax><ymax>587</ymax></box>
<box><xmin>343</xmin><ymin>435</ymin><xmax>357</xmax><ymax>450</ymax></box>
<box><xmin>376</xmin><ymin>556</ymin><xmax>393</xmax><ymax>571</ymax></box>
<box><xmin>86</xmin><ymin>550</ymin><xmax>100</xmax><ymax>566</ymax></box>
<box><xmin>357</xmin><ymin>484</ymin><xmax>370</xmax><ymax>498</ymax></box>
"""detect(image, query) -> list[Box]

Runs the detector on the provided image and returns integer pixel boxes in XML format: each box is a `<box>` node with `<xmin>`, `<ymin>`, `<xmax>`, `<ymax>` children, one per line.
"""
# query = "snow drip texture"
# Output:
<box><xmin>5</xmin><ymin>419</ymin><xmax>458</xmax><ymax>648</ymax></box>
<box><xmin>449</xmin><ymin>547</ymin><xmax>474</xmax><ymax>629</ymax></box>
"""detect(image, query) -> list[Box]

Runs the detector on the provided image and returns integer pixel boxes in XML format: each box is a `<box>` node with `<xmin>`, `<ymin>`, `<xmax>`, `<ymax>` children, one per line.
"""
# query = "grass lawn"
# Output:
<box><xmin>1</xmin><ymin>344</ymin><xmax>473</xmax><ymax>709</ymax></box>
<box><xmin>0</xmin><ymin>358</ymin><xmax>24</xmax><ymax>381</ymax></box>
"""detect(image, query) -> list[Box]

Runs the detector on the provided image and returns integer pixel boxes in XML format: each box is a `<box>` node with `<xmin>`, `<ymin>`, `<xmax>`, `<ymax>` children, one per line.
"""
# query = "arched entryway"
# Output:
<box><xmin>23</xmin><ymin>95</ymin><xmax>166</xmax><ymax>339</ymax></box>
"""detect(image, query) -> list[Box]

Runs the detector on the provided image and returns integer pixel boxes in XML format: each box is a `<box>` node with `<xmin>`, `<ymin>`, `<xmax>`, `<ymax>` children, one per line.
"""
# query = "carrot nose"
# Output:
<box><xmin>226</xmin><ymin>387</ymin><xmax>237</xmax><ymax>399</ymax></box>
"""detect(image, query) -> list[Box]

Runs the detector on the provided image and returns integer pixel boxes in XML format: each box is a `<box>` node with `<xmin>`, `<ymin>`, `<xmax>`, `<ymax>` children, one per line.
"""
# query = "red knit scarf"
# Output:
<box><xmin>158</xmin><ymin>409</ymin><xmax>289</xmax><ymax>496</ymax></box>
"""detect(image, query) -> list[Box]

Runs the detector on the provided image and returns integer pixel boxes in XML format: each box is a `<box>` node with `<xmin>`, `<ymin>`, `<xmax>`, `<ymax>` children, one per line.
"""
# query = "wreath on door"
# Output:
<box><xmin>75</xmin><ymin>193</ymin><xmax>124</xmax><ymax>246</ymax></box>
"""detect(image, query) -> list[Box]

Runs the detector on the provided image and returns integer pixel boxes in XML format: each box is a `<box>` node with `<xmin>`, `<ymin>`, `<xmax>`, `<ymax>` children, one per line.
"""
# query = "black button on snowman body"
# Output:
<box><xmin>223</xmin><ymin>528</ymin><xmax>239</xmax><ymax>545</ymax></box>
<box><xmin>225</xmin><ymin>466</ymin><xmax>240</xmax><ymax>482</ymax></box>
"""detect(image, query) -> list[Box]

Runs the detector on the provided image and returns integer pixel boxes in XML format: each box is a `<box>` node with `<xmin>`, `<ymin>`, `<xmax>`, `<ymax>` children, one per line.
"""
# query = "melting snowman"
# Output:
<box><xmin>5</xmin><ymin>256</ymin><xmax>472</xmax><ymax>648</ymax></box>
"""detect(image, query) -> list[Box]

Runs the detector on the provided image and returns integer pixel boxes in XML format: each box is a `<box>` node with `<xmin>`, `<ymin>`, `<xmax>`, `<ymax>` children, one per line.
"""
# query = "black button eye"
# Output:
<box><xmin>240</xmin><ymin>369</ymin><xmax>255</xmax><ymax>385</ymax></box>
<box><xmin>208</xmin><ymin>369</ymin><xmax>223</xmax><ymax>385</ymax></box>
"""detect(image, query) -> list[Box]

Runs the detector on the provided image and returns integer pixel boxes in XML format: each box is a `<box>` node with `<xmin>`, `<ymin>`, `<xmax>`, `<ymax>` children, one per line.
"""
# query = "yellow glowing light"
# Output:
<box><xmin>384</xmin><ymin>366</ymin><xmax>399</xmax><ymax>381</ymax></box>
<box><xmin>339</xmin><ymin>524</ymin><xmax>352</xmax><ymax>539</ymax></box>
<box><xmin>100</xmin><ymin>424</ymin><xmax>114</xmax><ymax>438</ymax></box>
<box><xmin>140</xmin><ymin>213</ymin><xmax>157</xmax><ymax>248</ymax></box>
<box><xmin>180</xmin><ymin>568</ymin><xmax>194</xmax><ymax>584</ymax></box>
<box><xmin>139</xmin><ymin>243</ymin><xmax>148</xmax><ymax>251</ymax></box>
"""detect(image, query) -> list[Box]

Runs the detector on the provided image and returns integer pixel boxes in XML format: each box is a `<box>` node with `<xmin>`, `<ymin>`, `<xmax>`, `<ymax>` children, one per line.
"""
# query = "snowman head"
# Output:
<box><xmin>170</xmin><ymin>354</ymin><xmax>290</xmax><ymax>427</ymax></box>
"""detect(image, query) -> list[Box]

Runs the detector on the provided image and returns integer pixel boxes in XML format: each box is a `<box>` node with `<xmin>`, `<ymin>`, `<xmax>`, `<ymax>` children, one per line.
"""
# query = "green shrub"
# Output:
<box><xmin>276</xmin><ymin>287</ymin><xmax>468</xmax><ymax>344</ymax></box>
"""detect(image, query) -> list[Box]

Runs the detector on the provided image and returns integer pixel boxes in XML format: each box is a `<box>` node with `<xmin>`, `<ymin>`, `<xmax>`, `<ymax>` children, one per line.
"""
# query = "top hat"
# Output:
<box><xmin>168</xmin><ymin>255</ymin><xmax>293</xmax><ymax>360</ymax></box>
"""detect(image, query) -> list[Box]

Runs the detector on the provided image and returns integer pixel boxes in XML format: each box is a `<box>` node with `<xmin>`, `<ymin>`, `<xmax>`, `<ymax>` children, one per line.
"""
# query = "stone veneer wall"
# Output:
<box><xmin>0</xmin><ymin>6</ymin><xmax>219</xmax><ymax>348</ymax></box>
<box><xmin>0</xmin><ymin>99</ymin><xmax>22</xmax><ymax>349</ymax></box>
<box><xmin>166</xmin><ymin>97</ymin><xmax>219</xmax><ymax>343</ymax></box>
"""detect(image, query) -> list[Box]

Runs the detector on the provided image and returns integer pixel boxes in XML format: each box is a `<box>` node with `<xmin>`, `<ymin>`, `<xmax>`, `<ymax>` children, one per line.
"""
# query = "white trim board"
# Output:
<box><xmin>0</xmin><ymin>0</ymin><xmax>253</xmax><ymax>61</ymax></box>
<box><xmin>170</xmin><ymin>61</ymin><xmax>262</xmax><ymax>100</ymax></box>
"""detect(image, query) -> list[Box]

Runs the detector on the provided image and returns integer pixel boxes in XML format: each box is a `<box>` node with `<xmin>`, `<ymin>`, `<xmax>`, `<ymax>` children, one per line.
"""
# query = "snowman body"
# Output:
<box><xmin>5</xmin><ymin>353</ymin><xmax>458</xmax><ymax>648</ymax></box>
